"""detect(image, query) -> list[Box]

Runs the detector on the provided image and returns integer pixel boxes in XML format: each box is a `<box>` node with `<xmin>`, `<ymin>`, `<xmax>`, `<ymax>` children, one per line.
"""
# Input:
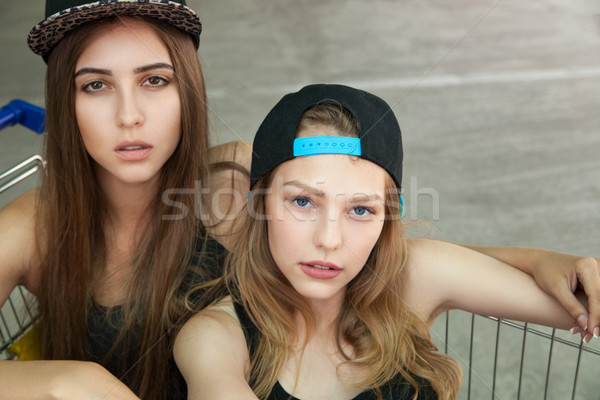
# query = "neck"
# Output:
<box><xmin>303</xmin><ymin>290</ymin><xmax>346</xmax><ymax>335</ymax></box>
<box><xmin>93</xmin><ymin>174</ymin><xmax>160</xmax><ymax>306</ymax></box>
<box><xmin>99</xmin><ymin>174</ymin><xmax>160</xmax><ymax>229</ymax></box>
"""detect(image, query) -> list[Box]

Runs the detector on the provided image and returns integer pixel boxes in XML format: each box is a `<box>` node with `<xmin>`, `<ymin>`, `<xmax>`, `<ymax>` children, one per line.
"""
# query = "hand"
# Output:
<box><xmin>458</xmin><ymin>243</ymin><xmax>600</xmax><ymax>342</ymax></box>
<box><xmin>530</xmin><ymin>254</ymin><xmax>600</xmax><ymax>343</ymax></box>
<box><xmin>47</xmin><ymin>361</ymin><xmax>140</xmax><ymax>400</ymax></box>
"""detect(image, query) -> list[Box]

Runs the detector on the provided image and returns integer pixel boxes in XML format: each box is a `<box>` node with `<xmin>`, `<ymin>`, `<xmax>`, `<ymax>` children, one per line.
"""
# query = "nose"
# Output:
<box><xmin>116</xmin><ymin>89</ymin><xmax>144</xmax><ymax>128</ymax></box>
<box><xmin>313</xmin><ymin>214</ymin><xmax>343</xmax><ymax>251</ymax></box>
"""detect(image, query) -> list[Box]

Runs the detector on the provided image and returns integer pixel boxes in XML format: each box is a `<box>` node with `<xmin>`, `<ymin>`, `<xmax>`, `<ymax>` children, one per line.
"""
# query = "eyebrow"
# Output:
<box><xmin>282</xmin><ymin>181</ymin><xmax>325</xmax><ymax>197</ymax></box>
<box><xmin>74</xmin><ymin>67</ymin><xmax>111</xmax><ymax>78</ymax></box>
<box><xmin>133</xmin><ymin>62</ymin><xmax>174</xmax><ymax>74</ymax></box>
<box><xmin>348</xmin><ymin>193</ymin><xmax>383</xmax><ymax>203</ymax></box>
<box><xmin>283</xmin><ymin>181</ymin><xmax>382</xmax><ymax>202</ymax></box>
<box><xmin>74</xmin><ymin>63</ymin><xmax>174</xmax><ymax>79</ymax></box>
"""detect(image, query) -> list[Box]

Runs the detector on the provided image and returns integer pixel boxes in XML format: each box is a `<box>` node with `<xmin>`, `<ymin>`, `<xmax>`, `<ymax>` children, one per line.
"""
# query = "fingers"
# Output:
<box><xmin>570</xmin><ymin>316</ymin><xmax>592</xmax><ymax>342</ymax></box>
<box><xmin>548</xmin><ymin>282</ymin><xmax>597</xmax><ymax>343</ymax></box>
<box><xmin>575</xmin><ymin>257</ymin><xmax>600</xmax><ymax>340</ymax></box>
<box><xmin>555</xmin><ymin>286</ymin><xmax>588</xmax><ymax>327</ymax></box>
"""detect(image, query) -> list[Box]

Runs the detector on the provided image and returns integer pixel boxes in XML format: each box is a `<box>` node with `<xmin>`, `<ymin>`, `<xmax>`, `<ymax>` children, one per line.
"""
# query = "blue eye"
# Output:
<box><xmin>292</xmin><ymin>197</ymin><xmax>311</xmax><ymax>208</ymax></box>
<box><xmin>350</xmin><ymin>206</ymin><xmax>375</xmax><ymax>216</ymax></box>
<box><xmin>354</xmin><ymin>206</ymin><xmax>367</xmax><ymax>216</ymax></box>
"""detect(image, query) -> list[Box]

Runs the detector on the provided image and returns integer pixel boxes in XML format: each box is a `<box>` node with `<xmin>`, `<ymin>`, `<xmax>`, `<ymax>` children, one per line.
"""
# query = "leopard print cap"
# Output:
<box><xmin>27</xmin><ymin>0</ymin><xmax>202</xmax><ymax>59</ymax></box>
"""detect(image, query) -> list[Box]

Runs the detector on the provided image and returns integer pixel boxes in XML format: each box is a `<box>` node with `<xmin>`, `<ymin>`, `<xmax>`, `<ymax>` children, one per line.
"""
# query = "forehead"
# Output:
<box><xmin>271</xmin><ymin>154</ymin><xmax>388</xmax><ymax>196</ymax></box>
<box><xmin>76</xmin><ymin>18</ymin><xmax>171</xmax><ymax>68</ymax></box>
<box><xmin>296</xmin><ymin>122</ymin><xmax>345</xmax><ymax>138</ymax></box>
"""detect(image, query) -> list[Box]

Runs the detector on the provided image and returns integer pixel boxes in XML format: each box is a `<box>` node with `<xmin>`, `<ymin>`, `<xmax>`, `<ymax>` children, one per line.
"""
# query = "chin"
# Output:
<box><xmin>118</xmin><ymin>169</ymin><xmax>161</xmax><ymax>184</ymax></box>
<box><xmin>293</xmin><ymin>285</ymin><xmax>344</xmax><ymax>303</ymax></box>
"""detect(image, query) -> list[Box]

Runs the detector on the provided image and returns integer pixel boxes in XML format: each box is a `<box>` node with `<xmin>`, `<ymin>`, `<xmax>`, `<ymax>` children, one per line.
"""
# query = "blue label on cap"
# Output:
<box><xmin>293</xmin><ymin>136</ymin><xmax>361</xmax><ymax>157</ymax></box>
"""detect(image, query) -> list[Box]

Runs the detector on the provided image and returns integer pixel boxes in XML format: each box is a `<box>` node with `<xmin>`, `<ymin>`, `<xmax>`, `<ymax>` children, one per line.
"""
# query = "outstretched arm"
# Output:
<box><xmin>464</xmin><ymin>244</ymin><xmax>598</xmax><ymax>341</ymax></box>
<box><xmin>174</xmin><ymin>301</ymin><xmax>258</xmax><ymax>400</ymax></box>
<box><xmin>404</xmin><ymin>239</ymin><xmax>580</xmax><ymax>331</ymax></box>
<box><xmin>0</xmin><ymin>193</ymin><xmax>140</xmax><ymax>399</ymax></box>
<box><xmin>0</xmin><ymin>360</ymin><xmax>140</xmax><ymax>400</ymax></box>
<box><xmin>0</xmin><ymin>190</ymin><xmax>39</xmax><ymax>306</ymax></box>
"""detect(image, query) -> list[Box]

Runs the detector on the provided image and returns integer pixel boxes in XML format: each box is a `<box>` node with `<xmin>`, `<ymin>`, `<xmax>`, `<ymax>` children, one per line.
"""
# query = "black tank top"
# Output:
<box><xmin>87</xmin><ymin>235</ymin><xmax>227</xmax><ymax>399</ymax></box>
<box><xmin>232</xmin><ymin>302</ymin><xmax>439</xmax><ymax>400</ymax></box>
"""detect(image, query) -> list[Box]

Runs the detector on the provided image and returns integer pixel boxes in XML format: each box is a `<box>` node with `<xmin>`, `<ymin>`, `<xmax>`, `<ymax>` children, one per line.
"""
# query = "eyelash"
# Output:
<box><xmin>80</xmin><ymin>75</ymin><xmax>169</xmax><ymax>93</ymax></box>
<box><xmin>288</xmin><ymin>196</ymin><xmax>376</xmax><ymax>216</ymax></box>
<box><xmin>350</xmin><ymin>206</ymin><xmax>376</xmax><ymax>216</ymax></box>
<box><xmin>142</xmin><ymin>75</ymin><xmax>169</xmax><ymax>87</ymax></box>
<box><xmin>290</xmin><ymin>196</ymin><xmax>313</xmax><ymax>208</ymax></box>
<box><xmin>81</xmin><ymin>80</ymin><xmax>107</xmax><ymax>92</ymax></box>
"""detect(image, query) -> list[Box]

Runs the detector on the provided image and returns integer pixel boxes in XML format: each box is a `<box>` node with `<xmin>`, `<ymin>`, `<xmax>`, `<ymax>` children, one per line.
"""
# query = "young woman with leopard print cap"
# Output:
<box><xmin>0</xmin><ymin>1</ymin><xmax>249</xmax><ymax>398</ymax></box>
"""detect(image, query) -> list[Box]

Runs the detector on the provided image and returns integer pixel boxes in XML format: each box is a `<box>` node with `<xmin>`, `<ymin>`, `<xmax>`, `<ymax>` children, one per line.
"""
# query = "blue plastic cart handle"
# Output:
<box><xmin>0</xmin><ymin>99</ymin><xmax>46</xmax><ymax>134</ymax></box>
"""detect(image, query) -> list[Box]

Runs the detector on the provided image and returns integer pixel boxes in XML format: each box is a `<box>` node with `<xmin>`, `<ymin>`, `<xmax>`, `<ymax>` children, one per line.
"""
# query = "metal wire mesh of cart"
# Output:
<box><xmin>0</xmin><ymin>99</ymin><xmax>45</xmax><ymax>360</ymax></box>
<box><xmin>3</xmin><ymin>298</ymin><xmax>599</xmax><ymax>398</ymax></box>
<box><xmin>0</xmin><ymin>287</ymin><xmax>37</xmax><ymax>360</ymax></box>
<box><xmin>0</xmin><ymin>99</ymin><xmax>46</xmax><ymax>194</ymax></box>
<box><xmin>432</xmin><ymin>310</ymin><xmax>600</xmax><ymax>400</ymax></box>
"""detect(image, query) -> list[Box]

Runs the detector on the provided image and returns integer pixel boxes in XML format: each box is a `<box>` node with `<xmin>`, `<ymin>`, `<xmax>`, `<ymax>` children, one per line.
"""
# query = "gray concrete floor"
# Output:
<box><xmin>2</xmin><ymin>0</ymin><xmax>600</xmax><ymax>398</ymax></box>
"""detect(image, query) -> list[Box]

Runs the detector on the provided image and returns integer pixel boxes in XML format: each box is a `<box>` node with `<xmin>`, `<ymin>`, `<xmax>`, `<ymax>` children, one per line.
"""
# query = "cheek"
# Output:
<box><xmin>160</xmin><ymin>95</ymin><xmax>182</xmax><ymax>146</ymax></box>
<box><xmin>164</xmin><ymin>97</ymin><xmax>181</xmax><ymax>126</ymax></box>
<box><xmin>158</xmin><ymin>85</ymin><xmax>181</xmax><ymax>119</ymax></box>
<box><xmin>75</xmin><ymin>101</ymin><xmax>98</xmax><ymax>152</ymax></box>
<box><xmin>348</xmin><ymin>222</ymin><xmax>384</xmax><ymax>261</ymax></box>
<box><xmin>267</xmin><ymin>216</ymin><xmax>298</xmax><ymax>262</ymax></box>
<box><xmin>266</xmin><ymin>199</ymin><xmax>310</xmax><ymax>265</ymax></box>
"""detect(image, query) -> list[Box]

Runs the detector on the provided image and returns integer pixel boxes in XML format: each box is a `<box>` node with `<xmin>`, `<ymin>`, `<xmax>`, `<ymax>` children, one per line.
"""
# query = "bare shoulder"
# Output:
<box><xmin>207</xmin><ymin>141</ymin><xmax>252</xmax><ymax>172</ymax></box>
<box><xmin>207</xmin><ymin>141</ymin><xmax>252</xmax><ymax>195</ymax></box>
<box><xmin>406</xmin><ymin>237</ymin><xmax>461</xmax><ymax>256</ymax></box>
<box><xmin>205</xmin><ymin>142</ymin><xmax>252</xmax><ymax>248</ymax></box>
<box><xmin>176</xmin><ymin>297</ymin><xmax>243</xmax><ymax>343</ymax></box>
<box><xmin>174</xmin><ymin>296</ymin><xmax>255</xmax><ymax>398</ymax></box>
<box><xmin>0</xmin><ymin>188</ymin><xmax>37</xmax><ymax>217</ymax></box>
<box><xmin>404</xmin><ymin>238</ymin><xmax>472</xmax><ymax>324</ymax></box>
<box><xmin>0</xmin><ymin>189</ymin><xmax>41</xmax><ymax>302</ymax></box>
<box><xmin>404</xmin><ymin>237</ymin><xmax>447</xmax><ymax>277</ymax></box>
<box><xmin>174</xmin><ymin>297</ymin><xmax>249</xmax><ymax>372</ymax></box>
<box><xmin>406</xmin><ymin>238</ymin><xmax>473</xmax><ymax>271</ymax></box>
<box><xmin>405</xmin><ymin>238</ymin><xmax>573</xmax><ymax>329</ymax></box>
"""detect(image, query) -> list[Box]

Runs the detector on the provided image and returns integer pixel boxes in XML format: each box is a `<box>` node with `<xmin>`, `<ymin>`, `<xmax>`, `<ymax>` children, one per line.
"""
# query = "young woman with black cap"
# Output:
<box><xmin>174</xmin><ymin>84</ymin><xmax>596</xmax><ymax>400</ymax></box>
<box><xmin>0</xmin><ymin>1</ymin><xmax>249</xmax><ymax>399</ymax></box>
<box><xmin>0</xmin><ymin>2</ymin><xmax>598</xmax><ymax>400</ymax></box>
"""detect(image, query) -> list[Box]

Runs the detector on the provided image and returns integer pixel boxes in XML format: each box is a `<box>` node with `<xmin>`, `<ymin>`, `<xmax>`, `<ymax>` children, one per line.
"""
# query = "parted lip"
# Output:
<box><xmin>300</xmin><ymin>261</ymin><xmax>342</xmax><ymax>270</ymax></box>
<box><xmin>114</xmin><ymin>140</ymin><xmax>153</xmax><ymax>151</ymax></box>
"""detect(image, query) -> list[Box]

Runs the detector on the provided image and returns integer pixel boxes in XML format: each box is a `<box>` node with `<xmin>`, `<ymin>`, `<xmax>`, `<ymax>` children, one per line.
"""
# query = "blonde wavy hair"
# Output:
<box><xmin>200</xmin><ymin>104</ymin><xmax>462</xmax><ymax>399</ymax></box>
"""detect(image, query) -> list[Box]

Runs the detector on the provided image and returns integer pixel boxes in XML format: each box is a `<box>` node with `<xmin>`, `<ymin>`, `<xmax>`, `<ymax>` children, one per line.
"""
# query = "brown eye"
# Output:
<box><xmin>83</xmin><ymin>80</ymin><xmax>106</xmax><ymax>92</ymax></box>
<box><xmin>144</xmin><ymin>76</ymin><xmax>168</xmax><ymax>87</ymax></box>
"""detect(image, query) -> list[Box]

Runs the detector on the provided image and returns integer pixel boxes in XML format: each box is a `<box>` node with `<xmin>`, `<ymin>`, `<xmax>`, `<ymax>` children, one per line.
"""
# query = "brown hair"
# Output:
<box><xmin>36</xmin><ymin>16</ymin><xmax>209</xmax><ymax>399</ymax></box>
<box><xmin>213</xmin><ymin>104</ymin><xmax>462</xmax><ymax>399</ymax></box>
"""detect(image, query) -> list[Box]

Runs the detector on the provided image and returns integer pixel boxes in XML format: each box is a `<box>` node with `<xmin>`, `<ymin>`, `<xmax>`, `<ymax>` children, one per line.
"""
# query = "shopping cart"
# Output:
<box><xmin>0</xmin><ymin>99</ymin><xmax>45</xmax><ymax>194</ymax></box>
<box><xmin>0</xmin><ymin>99</ymin><xmax>44</xmax><ymax>360</ymax></box>
<box><xmin>0</xmin><ymin>99</ymin><xmax>598</xmax><ymax>397</ymax></box>
<box><xmin>433</xmin><ymin>311</ymin><xmax>600</xmax><ymax>399</ymax></box>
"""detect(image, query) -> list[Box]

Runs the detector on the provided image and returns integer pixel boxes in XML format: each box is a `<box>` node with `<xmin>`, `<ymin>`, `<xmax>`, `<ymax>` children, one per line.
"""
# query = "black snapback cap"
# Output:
<box><xmin>250</xmin><ymin>84</ymin><xmax>403</xmax><ymax>190</ymax></box>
